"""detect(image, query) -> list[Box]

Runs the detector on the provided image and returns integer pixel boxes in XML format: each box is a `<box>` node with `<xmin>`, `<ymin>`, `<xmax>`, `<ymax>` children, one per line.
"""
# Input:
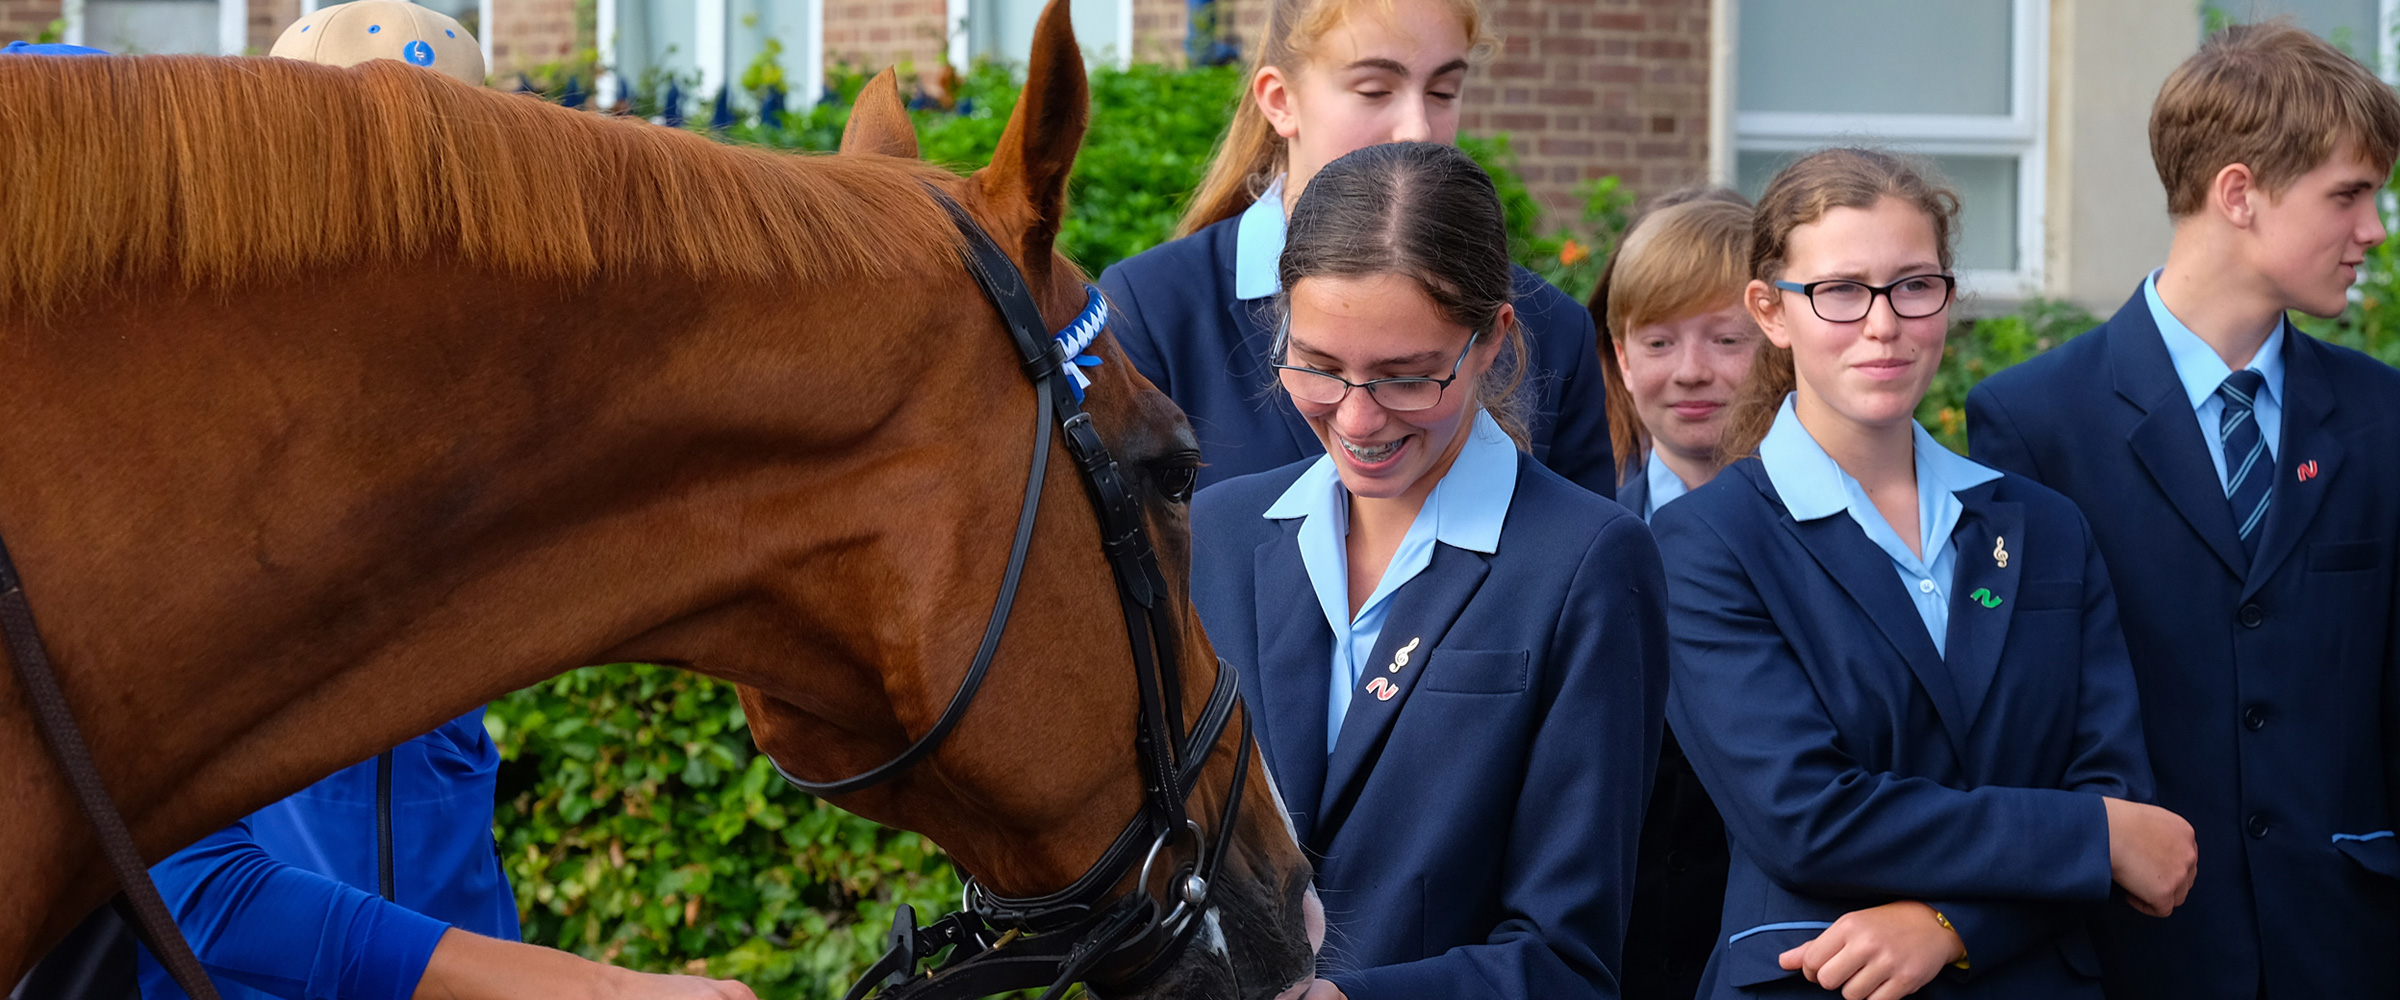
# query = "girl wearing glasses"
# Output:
<box><xmin>1189</xmin><ymin>142</ymin><xmax>1666</xmax><ymax>1000</ymax></box>
<box><xmin>1095</xmin><ymin>0</ymin><xmax>1616</xmax><ymax>499</ymax></box>
<box><xmin>1654</xmin><ymin>147</ymin><xmax>2195</xmax><ymax>1000</ymax></box>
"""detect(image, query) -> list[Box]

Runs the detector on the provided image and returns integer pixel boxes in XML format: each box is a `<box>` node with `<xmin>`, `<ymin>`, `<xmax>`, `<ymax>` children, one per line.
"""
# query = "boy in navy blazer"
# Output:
<box><xmin>1967</xmin><ymin>23</ymin><xmax>2400</xmax><ymax>999</ymax></box>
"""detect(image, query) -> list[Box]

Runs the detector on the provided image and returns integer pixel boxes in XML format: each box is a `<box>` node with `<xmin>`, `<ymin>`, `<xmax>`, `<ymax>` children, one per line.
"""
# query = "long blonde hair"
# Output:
<box><xmin>1176</xmin><ymin>0</ymin><xmax>1494</xmax><ymax>237</ymax></box>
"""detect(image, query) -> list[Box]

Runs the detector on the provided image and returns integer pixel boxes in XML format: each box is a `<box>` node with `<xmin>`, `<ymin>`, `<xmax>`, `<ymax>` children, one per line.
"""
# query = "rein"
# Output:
<box><xmin>771</xmin><ymin>188</ymin><xmax>1251</xmax><ymax>1000</ymax></box>
<box><xmin>0</xmin><ymin>538</ymin><xmax>223</xmax><ymax>999</ymax></box>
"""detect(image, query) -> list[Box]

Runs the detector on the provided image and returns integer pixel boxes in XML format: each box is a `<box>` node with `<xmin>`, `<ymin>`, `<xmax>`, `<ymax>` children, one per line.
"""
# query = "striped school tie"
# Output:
<box><xmin>2217</xmin><ymin>369</ymin><xmax>2272</xmax><ymax>564</ymax></box>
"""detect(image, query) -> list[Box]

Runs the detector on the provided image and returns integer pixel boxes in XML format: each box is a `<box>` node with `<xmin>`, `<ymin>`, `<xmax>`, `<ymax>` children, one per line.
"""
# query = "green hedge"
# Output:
<box><xmin>492</xmin><ymin>61</ymin><xmax>2400</xmax><ymax>999</ymax></box>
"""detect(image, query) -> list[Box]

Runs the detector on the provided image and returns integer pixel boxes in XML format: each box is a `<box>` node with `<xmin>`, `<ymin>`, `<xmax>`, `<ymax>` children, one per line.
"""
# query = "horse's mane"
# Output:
<box><xmin>0</xmin><ymin>56</ymin><xmax>963</xmax><ymax>313</ymax></box>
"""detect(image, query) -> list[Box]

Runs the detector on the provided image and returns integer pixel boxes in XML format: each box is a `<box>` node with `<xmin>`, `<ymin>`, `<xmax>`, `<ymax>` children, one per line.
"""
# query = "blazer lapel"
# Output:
<box><xmin>2109</xmin><ymin>303</ymin><xmax>2250</xmax><ymax>579</ymax></box>
<box><xmin>1941</xmin><ymin>486</ymin><xmax>2023</xmax><ymax>730</ymax></box>
<box><xmin>1760</xmin><ymin>466</ymin><xmax>1970</xmax><ymax>755</ymax></box>
<box><xmin>2242</xmin><ymin>329</ymin><xmax>2344</xmax><ymax>598</ymax></box>
<box><xmin>1253</xmin><ymin>523</ymin><xmax>1331</xmax><ymax>846</ymax></box>
<box><xmin>1313</xmin><ymin>544</ymin><xmax>1492</xmax><ymax>846</ymax></box>
<box><xmin>1618</xmin><ymin>458</ymin><xmax>1651</xmax><ymax>521</ymax></box>
<box><xmin>1224</xmin><ymin>294</ymin><xmax>1323</xmax><ymax>459</ymax></box>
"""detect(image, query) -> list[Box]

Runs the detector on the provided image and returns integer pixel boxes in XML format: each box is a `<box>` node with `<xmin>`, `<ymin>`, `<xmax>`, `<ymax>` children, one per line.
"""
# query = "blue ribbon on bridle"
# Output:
<box><xmin>1053</xmin><ymin>286</ymin><xmax>1109</xmax><ymax>402</ymax></box>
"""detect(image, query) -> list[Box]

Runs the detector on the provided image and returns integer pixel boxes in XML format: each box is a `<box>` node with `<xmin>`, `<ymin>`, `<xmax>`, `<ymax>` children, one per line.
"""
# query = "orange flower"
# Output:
<box><xmin>1559</xmin><ymin>238</ymin><xmax>1589</xmax><ymax>267</ymax></box>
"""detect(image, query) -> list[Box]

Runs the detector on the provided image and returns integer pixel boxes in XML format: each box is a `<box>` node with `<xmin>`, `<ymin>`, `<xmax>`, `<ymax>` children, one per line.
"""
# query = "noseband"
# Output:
<box><xmin>770</xmin><ymin>187</ymin><xmax>1253</xmax><ymax>1000</ymax></box>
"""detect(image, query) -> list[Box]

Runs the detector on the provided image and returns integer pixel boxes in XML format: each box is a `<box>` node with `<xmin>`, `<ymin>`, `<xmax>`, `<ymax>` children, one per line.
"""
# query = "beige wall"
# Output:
<box><xmin>2045</xmin><ymin>0</ymin><xmax>2197</xmax><ymax>314</ymax></box>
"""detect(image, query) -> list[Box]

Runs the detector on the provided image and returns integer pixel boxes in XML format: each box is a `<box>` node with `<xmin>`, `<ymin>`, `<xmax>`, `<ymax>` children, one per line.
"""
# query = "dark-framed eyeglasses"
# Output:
<box><xmin>1772</xmin><ymin>273</ymin><xmax>1956</xmax><ymax>323</ymax></box>
<box><xmin>1271</xmin><ymin>328</ymin><xmax>1480</xmax><ymax>412</ymax></box>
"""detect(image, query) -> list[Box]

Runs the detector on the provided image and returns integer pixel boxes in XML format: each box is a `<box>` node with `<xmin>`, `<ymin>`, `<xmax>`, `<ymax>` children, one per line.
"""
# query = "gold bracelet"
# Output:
<box><xmin>1930</xmin><ymin>909</ymin><xmax>1971</xmax><ymax>970</ymax></box>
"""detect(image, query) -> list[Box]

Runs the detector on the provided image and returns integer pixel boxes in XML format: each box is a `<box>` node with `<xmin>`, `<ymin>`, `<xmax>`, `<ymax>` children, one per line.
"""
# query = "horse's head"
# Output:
<box><xmin>734</xmin><ymin>3</ymin><xmax>1317</xmax><ymax>996</ymax></box>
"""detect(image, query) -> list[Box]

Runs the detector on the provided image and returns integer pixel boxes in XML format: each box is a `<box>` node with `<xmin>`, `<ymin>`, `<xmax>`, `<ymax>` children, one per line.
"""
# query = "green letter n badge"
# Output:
<box><xmin>1969</xmin><ymin>587</ymin><xmax>2003</xmax><ymax>608</ymax></box>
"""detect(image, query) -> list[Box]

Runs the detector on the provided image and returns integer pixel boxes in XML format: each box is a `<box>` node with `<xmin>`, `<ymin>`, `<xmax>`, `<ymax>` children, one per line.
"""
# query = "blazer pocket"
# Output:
<box><xmin>2310</xmin><ymin>540</ymin><xmax>2380</xmax><ymax>573</ymax></box>
<box><xmin>2016</xmin><ymin>579</ymin><xmax>2082</xmax><ymax>612</ymax></box>
<box><xmin>1720</xmin><ymin>923</ymin><xmax>1828</xmax><ymax>987</ymax></box>
<box><xmin>1419</xmin><ymin>648</ymin><xmax>1529</xmax><ymax>694</ymax></box>
<box><xmin>2335</xmin><ymin>832</ymin><xmax>2399</xmax><ymax>881</ymax></box>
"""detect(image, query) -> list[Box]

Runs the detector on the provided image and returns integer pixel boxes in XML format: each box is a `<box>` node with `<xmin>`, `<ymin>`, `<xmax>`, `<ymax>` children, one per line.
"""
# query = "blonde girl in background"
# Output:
<box><xmin>1097</xmin><ymin>0</ymin><xmax>1618</xmax><ymax>499</ymax></box>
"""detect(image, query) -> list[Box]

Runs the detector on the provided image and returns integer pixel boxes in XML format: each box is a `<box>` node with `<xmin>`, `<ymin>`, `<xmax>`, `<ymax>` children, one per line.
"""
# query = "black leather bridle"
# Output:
<box><xmin>771</xmin><ymin>186</ymin><xmax>1253</xmax><ymax>1000</ymax></box>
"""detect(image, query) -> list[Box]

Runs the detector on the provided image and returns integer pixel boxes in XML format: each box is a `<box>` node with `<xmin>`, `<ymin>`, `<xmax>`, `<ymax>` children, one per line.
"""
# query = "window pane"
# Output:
<box><xmin>729</xmin><ymin>0</ymin><xmax>813</xmax><ymax>95</ymax></box>
<box><xmin>85</xmin><ymin>0</ymin><xmax>218</xmax><ymax>55</ymax></box>
<box><xmin>2231</xmin><ymin>0</ymin><xmax>2383</xmax><ymax>72</ymax></box>
<box><xmin>615</xmin><ymin>0</ymin><xmax>701</xmax><ymax>95</ymax></box>
<box><xmin>973</xmin><ymin>0</ymin><xmax>1124</xmax><ymax>63</ymax></box>
<box><xmin>1736</xmin><ymin>151</ymin><xmax>2019</xmax><ymax>272</ymax></box>
<box><xmin>1737</xmin><ymin>0</ymin><xmax>2013</xmax><ymax>116</ymax></box>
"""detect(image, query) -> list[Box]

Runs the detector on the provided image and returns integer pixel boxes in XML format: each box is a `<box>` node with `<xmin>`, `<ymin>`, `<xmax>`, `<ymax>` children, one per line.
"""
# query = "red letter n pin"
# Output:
<box><xmin>2298</xmin><ymin>460</ymin><xmax>2320</xmax><ymax>483</ymax></box>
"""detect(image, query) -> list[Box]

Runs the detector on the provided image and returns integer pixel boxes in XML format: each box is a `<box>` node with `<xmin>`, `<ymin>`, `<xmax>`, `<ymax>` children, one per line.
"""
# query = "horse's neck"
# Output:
<box><xmin>0</xmin><ymin>259</ymin><xmax>943</xmax><ymax>967</ymax></box>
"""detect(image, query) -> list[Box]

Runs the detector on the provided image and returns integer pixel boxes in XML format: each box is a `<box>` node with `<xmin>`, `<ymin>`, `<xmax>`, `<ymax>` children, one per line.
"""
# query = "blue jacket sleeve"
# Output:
<box><xmin>1922</xmin><ymin>519</ymin><xmax>2154</xmax><ymax>977</ymax></box>
<box><xmin>1656</xmin><ymin>506</ymin><xmax>2116</xmax><ymax>905</ymax></box>
<box><xmin>148</xmin><ymin>821</ymin><xmax>452</xmax><ymax>1000</ymax></box>
<box><xmin>1327</xmin><ymin>512</ymin><xmax>1668</xmax><ymax>1000</ymax></box>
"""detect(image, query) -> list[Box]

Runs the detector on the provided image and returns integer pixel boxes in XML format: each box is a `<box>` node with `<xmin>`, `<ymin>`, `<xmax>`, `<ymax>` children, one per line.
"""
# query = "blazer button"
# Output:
<box><xmin>2238</xmin><ymin>602</ymin><xmax>2265</xmax><ymax>628</ymax></box>
<box><xmin>2248</xmin><ymin>813</ymin><xmax>2272</xmax><ymax>839</ymax></box>
<box><xmin>2243</xmin><ymin>706</ymin><xmax>2267</xmax><ymax>731</ymax></box>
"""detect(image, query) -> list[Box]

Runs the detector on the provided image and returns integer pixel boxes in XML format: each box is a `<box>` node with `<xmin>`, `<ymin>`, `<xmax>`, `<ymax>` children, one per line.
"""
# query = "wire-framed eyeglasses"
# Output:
<box><xmin>1772</xmin><ymin>273</ymin><xmax>1956</xmax><ymax>323</ymax></box>
<box><xmin>1271</xmin><ymin>328</ymin><xmax>1481</xmax><ymax>412</ymax></box>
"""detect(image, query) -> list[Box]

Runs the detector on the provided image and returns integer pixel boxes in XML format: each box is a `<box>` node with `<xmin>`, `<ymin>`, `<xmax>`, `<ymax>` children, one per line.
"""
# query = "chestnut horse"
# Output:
<box><xmin>0</xmin><ymin>4</ymin><xmax>1313</xmax><ymax>997</ymax></box>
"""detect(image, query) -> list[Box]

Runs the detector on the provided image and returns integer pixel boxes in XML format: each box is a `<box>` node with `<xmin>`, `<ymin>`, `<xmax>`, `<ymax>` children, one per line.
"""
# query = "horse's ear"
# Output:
<box><xmin>841</xmin><ymin>68</ymin><xmax>920</xmax><ymax>159</ymax></box>
<box><xmin>974</xmin><ymin>0</ymin><xmax>1088</xmax><ymax>272</ymax></box>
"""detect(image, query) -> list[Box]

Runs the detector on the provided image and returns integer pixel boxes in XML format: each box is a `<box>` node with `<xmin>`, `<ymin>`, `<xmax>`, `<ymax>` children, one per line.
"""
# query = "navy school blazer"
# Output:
<box><xmin>1096</xmin><ymin>215</ymin><xmax>1616</xmax><ymax>497</ymax></box>
<box><xmin>1967</xmin><ymin>288</ymin><xmax>2400</xmax><ymax>1000</ymax></box>
<box><xmin>1190</xmin><ymin>452</ymin><xmax>1667</xmax><ymax>1000</ymax></box>
<box><xmin>1611</xmin><ymin>454</ymin><xmax>1734</xmax><ymax>1000</ymax></box>
<box><xmin>1652</xmin><ymin>461</ymin><xmax>2154</xmax><ymax>999</ymax></box>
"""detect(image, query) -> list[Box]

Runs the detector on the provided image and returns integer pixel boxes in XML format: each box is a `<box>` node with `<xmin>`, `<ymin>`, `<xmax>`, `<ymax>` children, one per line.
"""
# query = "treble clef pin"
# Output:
<box><xmin>1387</xmin><ymin>636</ymin><xmax>1420</xmax><ymax>674</ymax></box>
<box><xmin>1993</xmin><ymin>535</ymin><xmax>2009</xmax><ymax>569</ymax></box>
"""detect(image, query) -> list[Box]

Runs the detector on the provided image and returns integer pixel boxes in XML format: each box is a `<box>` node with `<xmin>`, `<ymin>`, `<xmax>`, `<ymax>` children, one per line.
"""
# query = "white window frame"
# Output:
<box><xmin>598</xmin><ymin>0</ymin><xmax>823</xmax><ymax>114</ymax></box>
<box><xmin>1718</xmin><ymin>0</ymin><xmax>2048</xmax><ymax>300</ymax></box>
<box><xmin>57</xmin><ymin>0</ymin><xmax>246</xmax><ymax>53</ymax></box>
<box><xmin>957</xmin><ymin>0</ymin><xmax>1135</xmax><ymax>68</ymax></box>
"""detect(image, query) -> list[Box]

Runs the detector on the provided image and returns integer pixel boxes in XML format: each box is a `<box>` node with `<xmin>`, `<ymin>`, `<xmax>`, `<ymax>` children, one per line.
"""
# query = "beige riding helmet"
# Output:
<box><xmin>271</xmin><ymin>0</ymin><xmax>485</xmax><ymax>86</ymax></box>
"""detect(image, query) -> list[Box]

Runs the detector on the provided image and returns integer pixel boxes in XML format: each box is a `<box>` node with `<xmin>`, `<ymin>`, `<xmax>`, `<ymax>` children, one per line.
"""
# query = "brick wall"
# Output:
<box><xmin>1211</xmin><ymin>0</ymin><xmax>1711</xmax><ymax>230</ymax></box>
<box><xmin>489</xmin><ymin>0</ymin><xmax>580</xmax><ymax>76</ymax></box>
<box><xmin>1130</xmin><ymin>0</ymin><xmax>1183</xmax><ymax>65</ymax></box>
<box><xmin>1463</xmin><ymin>0</ymin><xmax>1710</xmax><ymax>225</ymax></box>
<box><xmin>250</xmin><ymin>0</ymin><xmax>302</xmax><ymax>53</ymax></box>
<box><xmin>822</xmin><ymin>0</ymin><xmax>946</xmax><ymax>72</ymax></box>
<box><xmin>0</xmin><ymin>0</ymin><xmax>60</xmax><ymax>44</ymax></box>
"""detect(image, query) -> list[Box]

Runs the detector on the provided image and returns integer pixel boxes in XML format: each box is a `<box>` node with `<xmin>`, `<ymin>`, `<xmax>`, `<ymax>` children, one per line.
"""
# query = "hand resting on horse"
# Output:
<box><xmin>413</xmin><ymin>929</ymin><xmax>756</xmax><ymax>1000</ymax></box>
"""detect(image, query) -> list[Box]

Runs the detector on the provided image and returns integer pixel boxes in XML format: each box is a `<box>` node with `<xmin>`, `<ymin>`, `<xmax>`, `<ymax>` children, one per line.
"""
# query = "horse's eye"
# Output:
<box><xmin>1153</xmin><ymin>460</ymin><xmax>1200</xmax><ymax>505</ymax></box>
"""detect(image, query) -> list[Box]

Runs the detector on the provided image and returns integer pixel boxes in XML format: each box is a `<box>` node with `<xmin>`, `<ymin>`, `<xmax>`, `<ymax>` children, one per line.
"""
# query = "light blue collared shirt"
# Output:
<box><xmin>1265</xmin><ymin>410</ymin><xmax>1518</xmax><ymax>751</ymax></box>
<box><xmin>2144</xmin><ymin>270</ymin><xmax>2286</xmax><ymax>488</ymax></box>
<box><xmin>1234</xmin><ymin>175</ymin><xmax>1288</xmax><ymax>301</ymax></box>
<box><xmin>1759</xmin><ymin>395</ymin><xmax>2001</xmax><ymax>656</ymax></box>
<box><xmin>1643</xmin><ymin>447</ymin><xmax>1691</xmax><ymax>520</ymax></box>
